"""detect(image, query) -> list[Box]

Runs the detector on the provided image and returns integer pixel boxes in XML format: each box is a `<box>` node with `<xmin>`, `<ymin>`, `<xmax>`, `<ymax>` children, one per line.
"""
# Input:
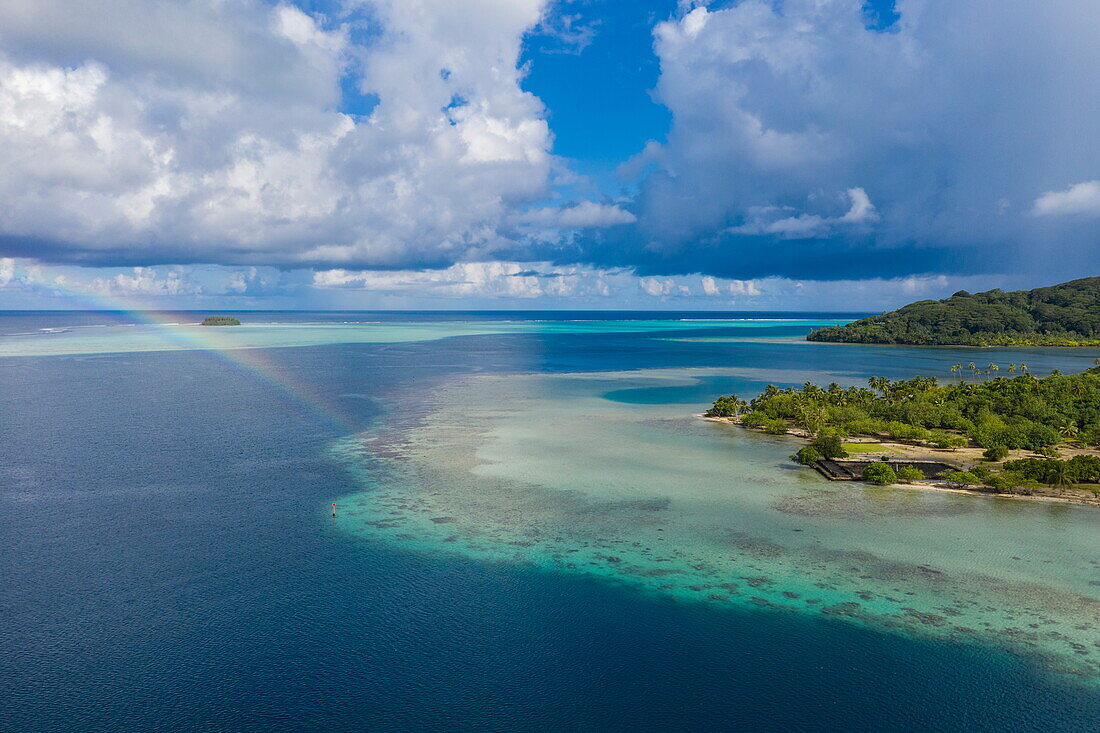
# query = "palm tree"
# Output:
<box><xmin>1046</xmin><ymin>461</ymin><xmax>1073</xmax><ymax>491</ymax></box>
<box><xmin>987</xmin><ymin>363</ymin><xmax>999</xmax><ymax>373</ymax></box>
<box><xmin>1059</xmin><ymin>423</ymin><xmax>1080</xmax><ymax>441</ymax></box>
<box><xmin>1007</xmin><ymin>363</ymin><xmax>1016</xmax><ymax>373</ymax></box>
<box><xmin>1020</xmin><ymin>363</ymin><xmax>1028</xmax><ymax>372</ymax></box>
<box><xmin>868</xmin><ymin>376</ymin><xmax>890</xmax><ymax>395</ymax></box>
<box><xmin>796</xmin><ymin>405</ymin><xmax>827</xmax><ymax>437</ymax></box>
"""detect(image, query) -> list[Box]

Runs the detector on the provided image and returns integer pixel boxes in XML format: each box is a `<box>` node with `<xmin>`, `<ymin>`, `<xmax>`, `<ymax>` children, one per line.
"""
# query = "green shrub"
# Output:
<box><xmin>968</xmin><ymin>417</ymin><xmax>1007</xmax><ymax>448</ymax></box>
<box><xmin>1004</xmin><ymin>456</ymin><xmax>1100</xmax><ymax>485</ymax></box>
<box><xmin>862</xmin><ymin>463</ymin><xmax>898</xmax><ymax>484</ymax></box>
<box><xmin>1002</xmin><ymin>458</ymin><xmax>1051</xmax><ymax>481</ymax></box>
<box><xmin>982</xmin><ymin>445</ymin><xmax>1009</xmax><ymax>461</ymax></box>
<box><xmin>1067</xmin><ymin>455</ymin><xmax>1100</xmax><ymax>481</ymax></box>
<box><xmin>811</xmin><ymin>433</ymin><xmax>849</xmax><ymax>459</ymax></box>
<box><xmin>740</xmin><ymin>412</ymin><xmax>768</xmax><ymax>429</ymax></box>
<box><xmin>896</xmin><ymin>466</ymin><xmax>924</xmax><ymax>483</ymax></box>
<box><xmin>1025</xmin><ymin>424</ymin><xmax>1062</xmax><ymax>450</ymax></box>
<box><xmin>944</xmin><ymin>470</ymin><xmax>979</xmax><ymax>486</ymax></box>
<box><xmin>843</xmin><ymin>418</ymin><xmax>888</xmax><ymax>436</ymax></box>
<box><xmin>885</xmin><ymin>421</ymin><xmax>929</xmax><ymax>442</ymax></box>
<box><xmin>762</xmin><ymin>419</ymin><xmax>788</xmax><ymax>435</ymax></box>
<box><xmin>825</xmin><ymin>406</ymin><xmax>868</xmax><ymax>424</ymax></box>
<box><xmin>793</xmin><ymin>446</ymin><xmax>822</xmax><ymax>465</ymax></box>
<box><xmin>993</xmin><ymin>425</ymin><xmax>1028</xmax><ymax>450</ymax></box>
<box><xmin>1079</xmin><ymin>425</ymin><xmax>1100</xmax><ymax>448</ymax></box>
<box><xmin>928</xmin><ymin>431</ymin><xmax>967</xmax><ymax>450</ymax></box>
<box><xmin>986</xmin><ymin>471</ymin><xmax>1042</xmax><ymax>494</ymax></box>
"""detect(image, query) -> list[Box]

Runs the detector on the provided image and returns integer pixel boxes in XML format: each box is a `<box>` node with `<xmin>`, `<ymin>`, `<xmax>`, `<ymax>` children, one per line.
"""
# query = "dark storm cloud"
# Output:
<box><xmin>522</xmin><ymin>226</ymin><xmax>982</xmax><ymax>283</ymax></box>
<box><xmin>606</xmin><ymin>0</ymin><xmax>1100</xmax><ymax>282</ymax></box>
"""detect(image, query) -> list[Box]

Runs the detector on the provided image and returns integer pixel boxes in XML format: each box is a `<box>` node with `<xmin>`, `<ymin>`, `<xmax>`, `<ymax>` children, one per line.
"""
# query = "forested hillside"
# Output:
<box><xmin>807</xmin><ymin>277</ymin><xmax>1100</xmax><ymax>345</ymax></box>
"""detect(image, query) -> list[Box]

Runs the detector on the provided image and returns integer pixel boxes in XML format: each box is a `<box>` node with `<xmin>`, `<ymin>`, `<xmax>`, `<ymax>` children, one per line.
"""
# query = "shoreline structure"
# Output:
<box><xmin>700</xmin><ymin>414</ymin><xmax>1100</xmax><ymax>507</ymax></box>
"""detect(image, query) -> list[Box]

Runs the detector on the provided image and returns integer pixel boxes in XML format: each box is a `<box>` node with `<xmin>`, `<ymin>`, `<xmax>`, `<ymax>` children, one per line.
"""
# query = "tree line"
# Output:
<box><xmin>807</xmin><ymin>276</ymin><xmax>1100</xmax><ymax>346</ymax></box>
<box><xmin>705</xmin><ymin>366</ymin><xmax>1100</xmax><ymax>491</ymax></box>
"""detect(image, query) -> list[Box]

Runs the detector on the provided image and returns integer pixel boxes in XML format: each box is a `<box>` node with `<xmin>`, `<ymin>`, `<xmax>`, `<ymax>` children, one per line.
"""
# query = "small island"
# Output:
<box><xmin>807</xmin><ymin>276</ymin><xmax>1100</xmax><ymax>346</ymax></box>
<box><xmin>201</xmin><ymin>316</ymin><xmax>241</xmax><ymax>326</ymax></box>
<box><xmin>704</xmin><ymin>366</ymin><xmax>1100</xmax><ymax>504</ymax></box>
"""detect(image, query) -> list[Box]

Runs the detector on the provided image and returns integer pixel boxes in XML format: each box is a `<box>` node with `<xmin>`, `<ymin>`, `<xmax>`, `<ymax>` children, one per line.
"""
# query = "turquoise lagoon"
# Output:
<box><xmin>0</xmin><ymin>315</ymin><xmax>846</xmax><ymax>357</ymax></box>
<box><xmin>333</xmin><ymin>366</ymin><xmax>1100</xmax><ymax>684</ymax></box>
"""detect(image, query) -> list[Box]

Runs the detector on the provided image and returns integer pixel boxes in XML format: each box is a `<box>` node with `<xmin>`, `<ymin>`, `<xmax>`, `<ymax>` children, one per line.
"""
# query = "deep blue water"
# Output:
<box><xmin>0</xmin><ymin>309</ymin><xmax>869</xmax><ymax>334</ymax></box>
<box><xmin>2</xmin><ymin>312</ymin><xmax>1099</xmax><ymax>731</ymax></box>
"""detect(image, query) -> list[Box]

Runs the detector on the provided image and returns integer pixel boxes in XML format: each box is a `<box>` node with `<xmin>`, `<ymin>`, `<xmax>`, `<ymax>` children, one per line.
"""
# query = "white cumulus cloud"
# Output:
<box><xmin>0</xmin><ymin>0</ymin><xmax>556</xmax><ymax>269</ymax></box>
<box><xmin>1033</xmin><ymin>181</ymin><xmax>1100</xmax><ymax>217</ymax></box>
<box><xmin>89</xmin><ymin>267</ymin><xmax>203</xmax><ymax>296</ymax></box>
<box><xmin>839</xmin><ymin>188</ymin><xmax>878</xmax><ymax>224</ymax></box>
<box><xmin>0</xmin><ymin>257</ymin><xmax>13</xmax><ymax>287</ymax></box>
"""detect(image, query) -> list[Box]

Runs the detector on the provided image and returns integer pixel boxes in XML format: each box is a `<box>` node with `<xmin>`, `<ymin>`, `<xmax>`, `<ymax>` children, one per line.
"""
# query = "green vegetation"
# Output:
<box><xmin>985</xmin><ymin>472</ymin><xmax>1043</xmax><ymax>494</ymax></box>
<box><xmin>807</xmin><ymin>277</ymin><xmax>1100</xmax><ymax>346</ymax></box>
<box><xmin>943</xmin><ymin>470</ymin><xmax>980</xmax><ymax>486</ymax></box>
<box><xmin>806</xmin><ymin>433</ymin><xmax>847</xmax><ymax>459</ymax></box>
<box><xmin>896</xmin><ymin>466</ymin><xmax>925</xmax><ymax>484</ymax></box>
<box><xmin>704</xmin><ymin>395</ymin><xmax>746</xmax><ymax>417</ymax></box>
<box><xmin>741</xmin><ymin>412</ymin><xmax>787</xmax><ymax>434</ymax></box>
<box><xmin>762</xmin><ymin>419</ymin><xmax>788</xmax><ymax>435</ymax></box>
<box><xmin>793</xmin><ymin>446</ymin><xmax>822</xmax><ymax>465</ymax></box>
<box><xmin>842</xmin><ymin>442</ymin><xmax>885</xmax><ymax>453</ymax></box>
<box><xmin>728</xmin><ymin>368</ymin><xmax>1100</xmax><ymax>452</ymax></box>
<box><xmin>201</xmin><ymin>316</ymin><xmax>241</xmax><ymax>326</ymax></box>
<box><xmin>862</xmin><ymin>463</ymin><xmax>897</xmax><ymax>484</ymax></box>
<box><xmin>707</xmin><ymin>367</ymin><xmax>1100</xmax><ymax>495</ymax></box>
<box><xmin>928</xmin><ymin>431</ymin><xmax>968</xmax><ymax>450</ymax></box>
<box><xmin>1002</xmin><ymin>456</ymin><xmax>1100</xmax><ymax>485</ymax></box>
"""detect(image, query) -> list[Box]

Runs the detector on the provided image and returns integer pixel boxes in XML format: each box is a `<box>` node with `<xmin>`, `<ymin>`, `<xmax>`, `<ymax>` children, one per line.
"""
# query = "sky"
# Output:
<box><xmin>0</xmin><ymin>0</ymin><xmax>1098</xmax><ymax>311</ymax></box>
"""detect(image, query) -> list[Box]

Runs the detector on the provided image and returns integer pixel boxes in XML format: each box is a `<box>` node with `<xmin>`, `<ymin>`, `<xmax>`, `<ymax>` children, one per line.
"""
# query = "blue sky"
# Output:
<box><xmin>522</xmin><ymin>0</ymin><xmax>675</xmax><ymax>166</ymax></box>
<box><xmin>0</xmin><ymin>0</ymin><xmax>1097</xmax><ymax>310</ymax></box>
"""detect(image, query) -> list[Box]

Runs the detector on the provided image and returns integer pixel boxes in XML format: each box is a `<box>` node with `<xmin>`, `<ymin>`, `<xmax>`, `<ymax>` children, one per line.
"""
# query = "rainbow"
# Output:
<box><xmin>21</xmin><ymin>282</ymin><xmax>358</xmax><ymax>435</ymax></box>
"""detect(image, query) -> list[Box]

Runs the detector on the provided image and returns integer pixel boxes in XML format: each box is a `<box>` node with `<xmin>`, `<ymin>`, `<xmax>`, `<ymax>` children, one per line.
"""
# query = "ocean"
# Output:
<box><xmin>2</xmin><ymin>311</ymin><xmax>1098</xmax><ymax>731</ymax></box>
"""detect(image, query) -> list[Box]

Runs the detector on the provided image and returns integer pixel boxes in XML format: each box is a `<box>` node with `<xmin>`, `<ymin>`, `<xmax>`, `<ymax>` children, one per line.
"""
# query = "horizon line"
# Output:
<box><xmin>0</xmin><ymin>307</ymin><xmax>873</xmax><ymax>314</ymax></box>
